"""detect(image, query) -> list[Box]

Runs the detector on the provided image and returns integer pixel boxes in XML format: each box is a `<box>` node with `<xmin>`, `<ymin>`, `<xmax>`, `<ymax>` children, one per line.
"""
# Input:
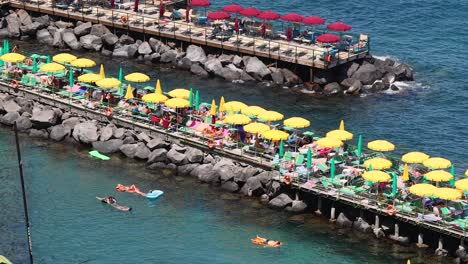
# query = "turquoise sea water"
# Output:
<box><xmin>1</xmin><ymin>0</ymin><xmax>468</xmax><ymax>263</ymax></box>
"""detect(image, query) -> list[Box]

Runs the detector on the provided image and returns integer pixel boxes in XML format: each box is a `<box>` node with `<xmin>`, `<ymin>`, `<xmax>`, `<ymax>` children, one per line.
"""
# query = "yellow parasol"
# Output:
<box><xmin>39</xmin><ymin>62</ymin><xmax>65</xmax><ymax>73</ymax></box>
<box><xmin>258</xmin><ymin>111</ymin><xmax>284</xmax><ymax>122</ymax></box>
<box><xmin>241</xmin><ymin>106</ymin><xmax>266</xmax><ymax>117</ymax></box>
<box><xmin>223</xmin><ymin>101</ymin><xmax>248</xmax><ymax>112</ymax></box>
<box><xmin>224</xmin><ymin>114</ymin><xmax>251</xmax><ymax>125</ymax></box>
<box><xmin>124</xmin><ymin>84</ymin><xmax>134</xmax><ymax>100</ymax></box>
<box><xmin>96</xmin><ymin>78</ymin><xmax>121</xmax><ymax>89</ymax></box>
<box><xmin>402</xmin><ymin>163</ymin><xmax>409</xmax><ymax>181</ymax></box>
<box><xmin>424</xmin><ymin>170</ymin><xmax>453</xmax><ymax>182</ymax></box>
<box><xmin>316</xmin><ymin>137</ymin><xmax>343</xmax><ymax>148</ymax></box>
<box><xmin>283</xmin><ymin>117</ymin><xmax>310</xmax><ymax>128</ymax></box>
<box><xmin>155</xmin><ymin>79</ymin><xmax>163</xmax><ymax>94</ymax></box>
<box><xmin>99</xmin><ymin>64</ymin><xmax>105</xmax><ymax>79</ymax></box>
<box><xmin>466</xmin><ymin>169</ymin><xmax>468</xmax><ymax>177</ymax></box>
<box><xmin>362</xmin><ymin>170</ymin><xmax>391</xmax><ymax>183</ymax></box>
<box><xmin>455</xmin><ymin>179</ymin><xmax>468</xmax><ymax>191</ymax></box>
<box><xmin>326</xmin><ymin>129</ymin><xmax>353</xmax><ymax>141</ymax></box>
<box><xmin>434</xmin><ymin>187</ymin><xmax>462</xmax><ymax>200</ymax></box>
<box><xmin>243</xmin><ymin>123</ymin><xmax>270</xmax><ymax>134</ymax></box>
<box><xmin>401</xmin><ymin>152</ymin><xmax>429</xmax><ymax>164</ymax></box>
<box><xmin>210</xmin><ymin>99</ymin><xmax>216</xmax><ymax>116</ymax></box>
<box><xmin>0</xmin><ymin>53</ymin><xmax>26</xmax><ymax>63</ymax></box>
<box><xmin>409</xmin><ymin>183</ymin><xmax>436</xmax><ymax>197</ymax></box>
<box><xmin>52</xmin><ymin>53</ymin><xmax>77</xmax><ymax>63</ymax></box>
<box><xmin>423</xmin><ymin>157</ymin><xmax>451</xmax><ymax>169</ymax></box>
<box><xmin>219</xmin><ymin>96</ymin><xmax>226</xmax><ymax>112</ymax></box>
<box><xmin>339</xmin><ymin>120</ymin><xmax>345</xmax><ymax>130</ymax></box>
<box><xmin>168</xmin><ymin>88</ymin><xmax>190</xmax><ymax>99</ymax></box>
<box><xmin>367</xmin><ymin>140</ymin><xmax>395</xmax><ymax>152</ymax></box>
<box><xmin>262</xmin><ymin>130</ymin><xmax>289</xmax><ymax>141</ymax></box>
<box><xmin>70</xmin><ymin>58</ymin><xmax>96</xmax><ymax>68</ymax></box>
<box><xmin>363</xmin><ymin>158</ymin><xmax>392</xmax><ymax>170</ymax></box>
<box><xmin>77</xmin><ymin>73</ymin><xmax>102</xmax><ymax>83</ymax></box>
<box><xmin>165</xmin><ymin>98</ymin><xmax>190</xmax><ymax>109</ymax></box>
<box><xmin>125</xmin><ymin>72</ymin><xmax>150</xmax><ymax>83</ymax></box>
<box><xmin>142</xmin><ymin>93</ymin><xmax>168</xmax><ymax>103</ymax></box>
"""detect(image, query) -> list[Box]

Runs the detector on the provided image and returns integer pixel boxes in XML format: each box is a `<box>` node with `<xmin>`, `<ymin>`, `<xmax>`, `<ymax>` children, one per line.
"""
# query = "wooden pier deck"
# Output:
<box><xmin>7</xmin><ymin>0</ymin><xmax>369</xmax><ymax>70</ymax></box>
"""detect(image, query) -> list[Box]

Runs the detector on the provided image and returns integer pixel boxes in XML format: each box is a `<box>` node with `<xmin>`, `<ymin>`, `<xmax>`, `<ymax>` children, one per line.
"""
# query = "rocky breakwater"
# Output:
<box><xmin>0</xmin><ymin>9</ymin><xmax>413</xmax><ymax>96</ymax></box>
<box><xmin>0</xmin><ymin>90</ymin><xmax>309</xmax><ymax>214</ymax></box>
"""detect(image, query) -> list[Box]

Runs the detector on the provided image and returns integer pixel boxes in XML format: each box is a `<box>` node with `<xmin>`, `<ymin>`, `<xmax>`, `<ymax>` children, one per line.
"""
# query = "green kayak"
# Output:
<box><xmin>89</xmin><ymin>150</ymin><xmax>110</xmax><ymax>161</ymax></box>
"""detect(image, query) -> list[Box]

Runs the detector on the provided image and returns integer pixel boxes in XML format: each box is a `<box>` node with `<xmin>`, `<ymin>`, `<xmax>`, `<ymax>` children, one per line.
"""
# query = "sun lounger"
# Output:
<box><xmin>339</xmin><ymin>187</ymin><xmax>356</xmax><ymax>196</ymax></box>
<box><xmin>417</xmin><ymin>213</ymin><xmax>441</xmax><ymax>222</ymax></box>
<box><xmin>295</xmin><ymin>154</ymin><xmax>304</xmax><ymax>166</ymax></box>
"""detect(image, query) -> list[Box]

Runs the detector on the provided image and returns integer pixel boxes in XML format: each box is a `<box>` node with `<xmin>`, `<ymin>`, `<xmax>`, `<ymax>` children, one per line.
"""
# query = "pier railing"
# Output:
<box><xmin>8</xmin><ymin>0</ymin><xmax>370</xmax><ymax>69</ymax></box>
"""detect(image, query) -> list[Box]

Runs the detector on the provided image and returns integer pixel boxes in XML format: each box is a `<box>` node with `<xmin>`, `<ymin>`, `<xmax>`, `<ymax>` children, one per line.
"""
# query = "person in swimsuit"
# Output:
<box><xmin>101</xmin><ymin>196</ymin><xmax>117</xmax><ymax>204</ymax></box>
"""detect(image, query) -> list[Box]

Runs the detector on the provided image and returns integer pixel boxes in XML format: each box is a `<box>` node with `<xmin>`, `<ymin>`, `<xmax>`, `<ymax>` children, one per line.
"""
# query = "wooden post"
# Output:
<box><xmin>314</xmin><ymin>197</ymin><xmax>322</xmax><ymax>215</ymax></box>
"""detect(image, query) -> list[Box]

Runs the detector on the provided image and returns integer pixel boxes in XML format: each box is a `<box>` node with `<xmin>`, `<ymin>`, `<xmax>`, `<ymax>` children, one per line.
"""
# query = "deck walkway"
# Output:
<box><xmin>8</xmin><ymin>0</ymin><xmax>369</xmax><ymax>70</ymax></box>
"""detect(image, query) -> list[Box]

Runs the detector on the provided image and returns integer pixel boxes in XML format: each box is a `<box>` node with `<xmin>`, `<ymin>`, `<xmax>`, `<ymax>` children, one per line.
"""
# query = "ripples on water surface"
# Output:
<box><xmin>1</xmin><ymin>0</ymin><xmax>468</xmax><ymax>262</ymax></box>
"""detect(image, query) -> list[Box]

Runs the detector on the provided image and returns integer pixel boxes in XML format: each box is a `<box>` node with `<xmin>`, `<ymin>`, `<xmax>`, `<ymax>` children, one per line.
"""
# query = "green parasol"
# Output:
<box><xmin>307</xmin><ymin>147</ymin><xmax>312</xmax><ymax>169</ymax></box>
<box><xmin>46</xmin><ymin>55</ymin><xmax>51</xmax><ymax>63</ymax></box>
<box><xmin>69</xmin><ymin>68</ymin><xmax>74</xmax><ymax>87</ymax></box>
<box><xmin>118</xmin><ymin>67</ymin><xmax>123</xmax><ymax>82</ymax></box>
<box><xmin>32</xmin><ymin>57</ymin><xmax>37</xmax><ymax>73</ymax></box>
<box><xmin>5</xmin><ymin>39</ymin><xmax>9</xmax><ymax>53</ymax></box>
<box><xmin>189</xmin><ymin>87</ymin><xmax>193</xmax><ymax>108</ymax></box>
<box><xmin>279</xmin><ymin>140</ymin><xmax>284</xmax><ymax>158</ymax></box>
<box><xmin>357</xmin><ymin>134</ymin><xmax>362</xmax><ymax>157</ymax></box>
<box><xmin>194</xmin><ymin>90</ymin><xmax>200</xmax><ymax>111</ymax></box>
<box><xmin>391</xmin><ymin>172</ymin><xmax>397</xmax><ymax>196</ymax></box>
<box><xmin>450</xmin><ymin>165</ymin><xmax>455</xmax><ymax>187</ymax></box>
<box><xmin>330</xmin><ymin>158</ymin><xmax>336</xmax><ymax>179</ymax></box>
<box><xmin>368</xmin><ymin>164</ymin><xmax>373</xmax><ymax>171</ymax></box>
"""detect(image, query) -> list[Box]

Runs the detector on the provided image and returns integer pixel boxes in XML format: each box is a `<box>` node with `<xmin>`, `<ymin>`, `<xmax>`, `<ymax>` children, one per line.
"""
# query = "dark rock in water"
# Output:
<box><xmin>287</xmin><ymin>200</ymin><xmax>307</xmax><ymax>213</ymax></box>
<box><xmin>147</xmin><ymin>148</ymin><xmax>167</xmax><ymax>164</ymax></box>
<box><xmin>281</xmin><ymin>68</ymin><xmax>302</xmax><ymax>85</ymax></box>
<box><xmin>287</xmin><ymin>214</ymin><xmax>306</xmax><ymax>224</ymax></box>
<box><xmin>203</xmin><ymin>57</ymin><xmax>222</xmax><ymax>74</ymax></box>
<box><xmin>268</xmin><ymin>193</ymin><xmax>293</xmax><ymax>209</ymax></box>
<box><xmin>240</xmin><ymin>71</ymin><xmax>255</xmax><ymax>82</ymax></box>
<box><xmin>191</xmin><ymin>164</ymin><xmax>219</xmax><ymax>183</ymax></box>
<box><xmin>218</xmin><ymin>66</ymin><xmax>241</xmax><ymax>81</ymax></box>
<box><xmin>127</xmin><ymin>44</ymin><xmax>139</xmax><ymax>58</ymax></box>
<box><xmin>36</xmin><ymin>28</ymin><xmax>53</xmax><ymax>45</ymax></box>
<box><xmin>351</xmin><ymin>63</ymin><xmax>382</xmax><ymax>85</ymax></box>
<box><xmin>101</xmin><ymin>47</ymin><xmax>112</xmax><ymax>57</ymax></box>
<box><xmin>167</xmin><ymin>148</ymin><xmax>187</xmax><ymax>165</ymax></box>
<box><xmin>49</xmin><ymin>124</ymin><xmax>70</xmax><ymax>141</ymax></box>
<box><xmin>80</xmin><ymin>34</ymin><xmax>102</xmax><ymax>51</ymax></box>
<box><xmin>340</xmin><ymin>77</ymin><xmax>357</xmax><ymax>88</ymax></box>
<box><xmin>138</xmin><ymin>41</ymin><xmax>152</xmax><ymax>55</ymax></box>
<box><xmin>1</xmin><ymin>112</ymin><xmax>20</xmax><ymax>125</ymax></box>
<box><xmin>177</xmin><ymin>163</ymin><xmax>197</xmax><ymax>176</ymax></box>
<box><xmin>134</xmin><ymin>143</ymin><xmax>151</xmax><ymax>160</ymax></box>
<box><xmin>92</xmin><ymin>139</ymin><xmax>124</xmax><ymax>154</ymax></box>
<box><xmin>352</xmin><ymin>217</ymin><xmax>371</xmax><ymax>233</ymax></box>
<box><xmin>148</xmin><ymin>162</ymin><xmax>176</xmax><ymax>171</ymax></box>
<box><xmin>184</xmin><ymin>44</ymin><xmax>207</xmax><ymax>63</ymax></box>
<box><xmin>31</xmin><ymin>105</ymin><xmax>60</xmax><ymax>128</ymax></box>
<box><xmin>15</xmin><ymin>116</ymin><xmax>32</xmax><ymax>131</ymax></box>
<box><xmin>29</xmin><ymin>128</ymin><xmax>48</xmax><ymax>139</ymax></box>
<box><xmin>336</xmin><ymin>213</ymin><xmax>353</xmax><ymax>228</ymax></box>
<box><xmin>270</xmin><ymin>68</ymin><xmax>284</xmax><ymax>85</ymax></box>
<box><xmin>52</xmin><ymin>29</ymin><xmax>65</xmax><ymax>48</ymax></box>
<box><xmin>244</xmin><ymin>174</ymin><xmax>268</xmax><ymax>196</ymax></box>
<box><xmin>346</xmin><ymin>80</ymin><xmax>362</xmax><ymax>95</ymax></box>
<box><xmin>177</xmin><ymin>57</ymin><xmax>193</xmax><ymax>70</ymax></box>
<box><xmin>370</xmin><ymin>81</ymin><xmax>387</xmax><ymax>91</ymax></box>
<box><xmin>393</xmin><ymin>63</ymin><xmax>413</xmax><ymax>81</ymax></box>
<box><xmin>190</xmin><ymin>63</ymin><xmax>209</xmax><ymax>78</ymax></box>
<box><xmin>323</xmin><ymin>82</ymin><xmax>342</xmax><ymax>96</ymax></box>
<box><xmin>185</xmin><ymin>147</ymin><xmax>203</xmax><ymax>163</ymax></box>
<box><xmin>120</xmin><ymin>143</ymin><xmax>138</xmax><ymax>158</ymax></box>
<box><xmin>382</xmin><ymin>72</ymin><xmax>395</xmax><ymax>88</ymax></box>
<box><xmin>62</xmin><ymin>30</ymin><xmax>80</xmax><ymax>50</ymax></box>
<box><xmin>221</xmin><ymin>181</ymin><xmax>239</xmax><ymax>192</ymax></box>
<box><xmin>221</xmin><ymin>193</ymin><xmax>240</xmax><ymax>201</ymax></box>
<box><xmin>72</xmin><ymin>121</ymin><xmax>99</xmax><ymax>144</ymax></box>
<box><xmin>160</xmin><ymin>50</ymin><xmax>177</xmax><ymax>63</ymax></box>
<box><xmin>73</xmin><ymin>22</ymin><xmax>92</xmax><ymax>37</ymax></box>
<box><xmin>245</xmin><ymin>56</ymin><xmax>270</xmax><ymax>80</ymax></box>
<box><xmin>150</xmin><ymin>53</ymin><xmax>161</xmax><ymax>63</ymax></box>
<box><xmin>390</xmin><ymin>84</ymin><xmax>400</xmax><ymax>91</ymax></box>
<box><xmin>435</xmin><ymin>248</ymin><xmax>448</xmax><ymax>257</ymax></box>
<box><xmin>234</xmin><ymin>166</ymin><xmax>260</xmax><ymax>183</ymax></box>
<box><xmin>113</xmin><ymin>45</ymin><xmax>131</xmax><ymax>58</ymax></box>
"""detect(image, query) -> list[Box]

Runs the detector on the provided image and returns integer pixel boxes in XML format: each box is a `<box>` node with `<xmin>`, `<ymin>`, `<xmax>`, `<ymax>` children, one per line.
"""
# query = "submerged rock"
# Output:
<box><xmin>72</xmin><ymin>121</ymin><xmax>99</xmax><ymax>144</ymax></box>
<box><xmin>267</xmin><ymin>193</ymin><xmax>293</xmax><ymax>209</ymax></box>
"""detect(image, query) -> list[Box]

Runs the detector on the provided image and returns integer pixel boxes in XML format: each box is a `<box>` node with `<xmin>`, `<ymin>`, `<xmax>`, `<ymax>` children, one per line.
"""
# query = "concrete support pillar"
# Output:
<box><xmin>330</xmin><ymin>207</ymin><xmax>336</xmax><ymax>222</ymax></box>
<box><xmin>438</xmin><ymin>238</ymin><xmax>443</xmax><ymax>250</ymax></box>
<box><xmin>374</xmin><ymin>215</ymin><xmax>380</xmax><ymax>229</ymax></box>
<box><xmin>394</xmin><ymin>224</ymin><xmax>399</xmax><ymax>237</ymax></box>
<box><xmin>416</xmin><ymin>233</ymin><xmax>428</xmax><ymax>248</ymax></box>
<box><xmin>315</xmin><ymin>197</ymin><xmax>322</xmax><ymax>215</ymax></box>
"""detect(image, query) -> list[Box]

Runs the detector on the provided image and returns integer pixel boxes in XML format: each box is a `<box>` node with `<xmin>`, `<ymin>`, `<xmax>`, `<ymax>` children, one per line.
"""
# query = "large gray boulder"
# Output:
<box><xmin>185</xmin><ymin>45</ymin><xmax>207</xmax><ymax>63</ymax></box>
<box><xmin>352</xmin><ymin>217</ymin><xmax>372</xmax><ymax>233</ymax></box>
<box><xmin>177</xmin><ymin>164</ymin><xmax>198</xmax><ymax>175</ymax></box>
<box><xmin>127</xmin><ymin>43</ymin><xmax>138</xmax><ymax>57</ymax></box>
<box><xmin>203</xmin><ymin>57</ymin><xmax>222</xmax><ymax>74</ymax></box>
<box><xmin>243</xmin><ymin>175</ymin><xmax>265</xmax><ymax>196</ymax></box>
<box><xmin>2</xmin><ymin>100</ymin><xmax>21</xmax><ymax>113</ymax></box>
<box><xmin>54</xmin><ymin>21</ymin><xmax>73</xmax><ymax>29</ymax></box>
<box><xmin>286</xmin><ymin>200</ymin><xmax>307</xmax><ymax>213</ymax></box>
<box><xmin>49</xmin><ymin>124</ymin><xmax>71</xmax><ymax>141</ymax></box>
<box><xmin>393</xmin><ymin>63</ymin><xmax>413</xmax><ymax>81</ymax></box>
<box><xmin>52</xmin><ymin>29</ymin><xmax>65</xmax><ymax>48</ymax></box>
<box><xmin>346</xmin><ymin>62</ymin><xmax>360</xmax><ymax>77</ymax></box>
<box><xmin>17</xmin><ymin>10</ymin><xmax>32</xmax><ymax>26</ymax></box>
<box><xmin>20</xmin><ymin>21</ymin><xmax>42</xmax><ymax>35</ymax></box>
<box><xmin>31</xmin><ymin>106</ymin><xmax>58</xmax><ymax>127</ymax></box>
<box><xmin>340</xmin><ymin>77</ymin><xmax>357</xmax><ymax>88</ymax></box>
<box><xmin>267</xmin><ymin>193</ymin><xmax>293</xmax><ymax>209</ymax></box>
<box><xmin>147</xmin><ymin>148</ymin><xmax>167</xmax><ymax>164</ymax></box>
<box><xmin>351</xmin><ymin>64</ymin><xmax>382</xmax><ymax>85</ymax></box>
<box><xmin>185</xmin><ymin>147</ymin><xmax>203</xmax><ymax>163</ymax></box>
<box><xmin>62</xmin><ymin>30</ymin><xmax>81</xmax><ymax>50</ymax></box>
<box><xmin>137</xmin><ymin>41</ymin><xmax>152</xmax><ymax>55</ymax></box>
<box><xmin>80</xmin><ymin>34</ymin><xmax>102</xmax><ymax>51</ymax></box>
<box><xmin>147</xmin><ymin>137</ymin><xmax>170</xmax><ymax>150</ymax></box>
<box><xmin>336</xmin><ymin>213</ymin><xmax>353</xmax><ymax>228</ymax></box>
<box><xmin>112</xmin><ymin>45</ymin><xmax>130</xmax><ymax>58</ymax></box>
<box><xmin>346</xmin><ymin>80</ymin><xmax>362</xmax><ymax>95</ymax></box>
<box><xmin>221</xmin><ymin>181</ymin><xmax>239</xmax><ymax>192</ymax></box>
<box><xmin>29</xmin><ymin>128</ymin><xmax>48</xmax><ymax>139</ymax></box>
<box><xmin>120</xmin><ymin>143</ymin><xmax>138</xmax><ymax>158</ymax></box>
<box><xmin>167</xmin><ymin>148</ymin><xmax>187</xmax><ymax>165</ymax></box>
<box><xmin>32</xmin><ymin>15</ymin><xmax>50</xmax><ymax>27</ymax></box>
<box><xmin>0</xmin><ymin>29</ymin><xmax>9</xmax><ymax>39</ymax></box>
<box><xmin>245</xmin><ymin>56</ymin><xmax>270</xmax><ymax>79</ymax></box>
<box><xmin>177</xmin><ymin>57</ymin><xmax>193</xmax><ymax>70</ymax></box>
<box><xmin>15</xmin><ymin>116</ymin><xmax>32</xmax><ymax>131</ymax></box>
<box><xmin>99</xmin><ymin>125</ymin><xmax>114</xmax><ymax>141</ymax></box>
<box><xmin>90</xmin><ymin>24</ymin><xmax>111</xmax><ymax>37</ymax></box>
<box><xmin>62</xmin><ymin>117</ymin><xmax>80</xmax><ymax>130</ymax></box>
<box><xmin>6</xmin><ymin>13</ymin><xmax>20</xmax><ymax>37</ymax></box>
<box><xmin>281</xmin><ymin>68</ymin><xmax>302</xmax><ymax>85</ymax></box>
<box><xmin>119</xmin><ymin>34</ymin><xmax>135</xmax><ymax>45</ymax></box>
<box><xmin>218</xmin><ymin>54</ymin><xmax>233</xmax><ymax>65</ymax></box>
<box><xmin>113</xmin><ymin>128</ymin><xmax>125</xmax><ymax>139</ymax></box>
<box><xmin>92</xmin><ymin>139</ymin><xmax>124</xmax><ymax>154</ymax></box>
<box><xmin>323</xmin><ymin>82</ymin><xmax>343</xmax><ymax>96</ymax></box>
<box><xmin>234</xmin><ymin>166</ymin><xmax>260</xmax><ymax>183</ymax></box>
<box><xmin>72</xmin><ymin>121</ymin><xmax>99</xmax><ymax>144</ymax></box>
<box><xmin>136</xmin><ymin>132</ymin><xmax>151</xmax><ymax>143</ymax></box>
<box><xmin>134</xmin><ymin>144</ymin><xmax>151</xmax><ymax>160</ymax></box>
<box><xmin>370</xmin><ymin>80</ymin><xmax>386</xmax><ymax>92</ymax></box>
<box><xmin>190</xmin><ymin>63</ymin><xmax>209</xmax><ymax>78</ymax></box>
<box><xmin>191</xmin><ymin>164</ymin><xmax>219</xmax><ymax>183</ymax></box>
<box><xmin>218</xmin><ymin>66</ymin><xmax>240</xmax><ymax>81</ymax></box>
<box><xmin>270</xmin><ymin>68</ymin><xmax>284</xmax><ymax>85</ymax></box>
<box><xmin>0</xmin><ymin>112</ymin><xmax>20</xmax><ymax>125</ymax></box>
<box><xmin>36</xmin><ymin>28</ymin><xmax>53</xmax><ymax>45</ymax></box>
<box><xmin>73</xmin><ymin>22</ymin><xmax>92</xmax><ymax>37</ymax></box>
<box><xmin>101</xmin><ymin>33</ymin><xmax>119</xmax><ymax>46</ymax></box>
<box><xmin>160</xmin><ymin>50</ymin><xmax>177</xmax><ymax>63</ymax></box>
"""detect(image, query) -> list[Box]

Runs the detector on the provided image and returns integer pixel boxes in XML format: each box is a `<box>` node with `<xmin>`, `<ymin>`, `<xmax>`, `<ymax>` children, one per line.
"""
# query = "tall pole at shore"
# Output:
<box><xmin>13</xmin><ymin>122</ymin><xmax>34</xmax><ymax>264</ymax></box>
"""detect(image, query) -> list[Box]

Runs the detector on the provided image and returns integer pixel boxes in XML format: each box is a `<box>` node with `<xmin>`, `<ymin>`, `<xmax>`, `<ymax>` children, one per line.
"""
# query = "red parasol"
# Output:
<box><xmin>281</xmin><ymin>13</ymin><xmax>303</xmax><ymax>22</ymax></box>
<box><xmin>316</xmin><ymin>33</ymin><xmax>340</xmax><ymax>43</ymax></box>
<box><xmin>257</xmin><ymin>11</ymin><xmax>280</xmax><ymax>21</ymax></box>
<box><xmin>159</xmin><ymin>2</ymin><xmax>165</xmax><ymax>18</ymax></box>
<box><xmin>239</xmin><ymin>7</ymin><xmax>260</xmax><ymax>17</ymax></box>
<box><xmin>133</xmin><ymin>0</ymin><xmax>138</xmax><ymax>13</ymax></box>
<box><xmin>222</xmin><ymin>4</ymin><xmax>243</xmax><ymax>13</ymax></box>
<box><xmin>302</xmin><ymin>16</ymin><xmax>325</xmax><ymax>25</ymax></box>
<box><xmin>110</xmin><ymin>0</ymin><xmax>114</xmax><ymax>8</ymax></box>
<box><xmin>327</xmin><ymin>21</ymin><xmax>351</xmax><ymax>32</ymax></box>
<box><xmin>234</xmin><ymin>18</ymin><xmax>239</xmax><ymax>33</ymax></box>
<box><xmin>188</xmin><ymin>0</ymin><xmax>211</xmax><ymax>7</ymax></box>
<box><xmin>207</xmin><ymin>11</ymin><xmax>230</xmax><ymax>20</ymax></box>
<box><xmin>261</xmin><ymin>23</ymin><xmax>266</xmax><ymax>37</ymax></box>
<box><xmin>286</xmin><ymin>27</ymin><xmax>292</xmax><ymax>42</ymax></box>
<box><xmin>186</xmin><ymin>8</ymin><xmax>190</xmax><ymax>22</ymax></box>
